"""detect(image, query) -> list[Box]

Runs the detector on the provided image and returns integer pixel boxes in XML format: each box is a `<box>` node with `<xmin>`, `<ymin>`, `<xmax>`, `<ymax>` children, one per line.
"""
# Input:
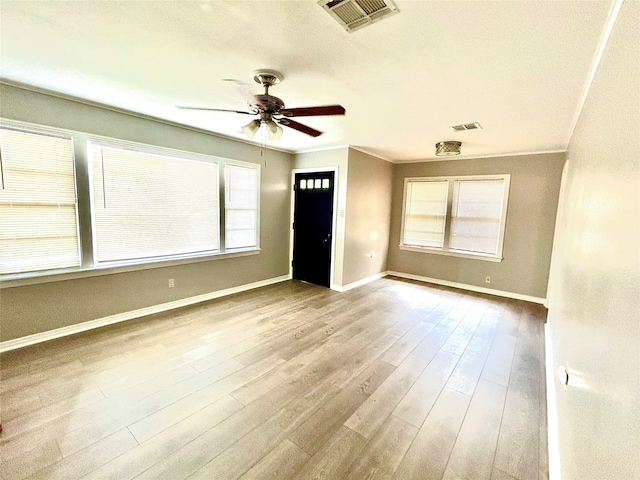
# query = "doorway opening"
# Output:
<box><xmin>291</xmin><ymin>170</ymin><xmax>336</xmax><ymax>288</ymax></box>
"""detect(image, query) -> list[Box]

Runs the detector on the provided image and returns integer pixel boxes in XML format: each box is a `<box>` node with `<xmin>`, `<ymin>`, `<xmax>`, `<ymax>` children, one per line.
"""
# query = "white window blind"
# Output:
<box><xmin>225</xmin><ymin>164</ymin><xmax>258</xmax><ymax>249</ymax></box>
<box><xmin>400</xmin><ymin>174</ymin><xmax>510</xmax><ymax>261</ymax></box>
<box><xmin>0</xmin><ymin>128</ymin><xmax>80</xmax><ymax>274</ymax></box>
<box><xmin>402</xmin><ymin>180</ymin><xmax>448</xmax><ymax>248</ymax></box>
<box><xmin>90</xmin><ymin>144</ymin><xmax>219</xmax><ymax>263</ymax></box>
<box><xmin>449</xmin><ymin>179</ymin><xmax>506</xmax><ymax>255</ymax></box>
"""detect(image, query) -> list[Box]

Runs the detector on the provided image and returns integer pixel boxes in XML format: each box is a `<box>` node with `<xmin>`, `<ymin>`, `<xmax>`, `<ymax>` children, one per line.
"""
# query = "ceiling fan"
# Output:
<box><xmin>177</xmin><ymin>70</ymin><xmax>346</xmax><ymax>141</ymax></box>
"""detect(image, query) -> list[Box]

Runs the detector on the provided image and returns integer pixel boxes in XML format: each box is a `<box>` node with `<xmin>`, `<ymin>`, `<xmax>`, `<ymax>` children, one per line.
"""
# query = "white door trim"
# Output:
<box><xmin>290</xmin><ymin>167</ymin><xmax>339</xmax><ymax>290</ymax></box>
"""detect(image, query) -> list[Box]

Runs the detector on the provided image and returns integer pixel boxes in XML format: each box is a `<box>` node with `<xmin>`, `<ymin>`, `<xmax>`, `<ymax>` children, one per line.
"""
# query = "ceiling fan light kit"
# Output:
<box><xmin>435</xmin><ymin>141</ymin><xmax>462</xmax><ymax>156</ymax></box>
<box><xmin>266</xmin><ymin>120</ymin><xmax>284</xmax><ymax>141</ymax></box>
<box><xmin>177</xmin><ymin>69</ymin><xmax>345</xmax><ymax>142</ymax></box>
<box><xmin>241</xmin><ymin>119</ymin><xmax>261</xmax><ymax>139</ymax></box>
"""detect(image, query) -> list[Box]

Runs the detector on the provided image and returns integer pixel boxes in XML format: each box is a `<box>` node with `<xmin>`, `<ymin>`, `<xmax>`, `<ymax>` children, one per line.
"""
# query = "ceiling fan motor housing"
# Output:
<box><xmin>253</xmin><ymin>94</ymin><xmax>285</xmax><ymax>114</ymax></box>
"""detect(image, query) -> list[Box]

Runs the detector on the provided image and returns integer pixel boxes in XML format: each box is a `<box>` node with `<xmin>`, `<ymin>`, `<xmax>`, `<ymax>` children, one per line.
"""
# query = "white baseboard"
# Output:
<box><xmin>332</xmin><ymin>271</ymin><xmax>389</xmax><ymax>293</ymax></box>
<box><xmin>0</xmin><ymin>274</ymin><xmax>291</xmax><ymax>353</ymax></box>
<box><xmin>386</xmin><ymin>271</ymin><xmax>547</xmax><ymax>304</ymax></box>
<box><xmin>545</xmin><ymin>322</ymin><xmax>561</xmax><ymax>480</ymax></box>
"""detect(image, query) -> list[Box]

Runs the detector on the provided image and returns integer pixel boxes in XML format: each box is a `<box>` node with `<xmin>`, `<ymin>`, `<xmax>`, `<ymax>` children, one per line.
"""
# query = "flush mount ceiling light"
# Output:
<box><xmin>435</xmin><ymin>141</ymin><xmax>462</xmax><ymax>156</ymax></box>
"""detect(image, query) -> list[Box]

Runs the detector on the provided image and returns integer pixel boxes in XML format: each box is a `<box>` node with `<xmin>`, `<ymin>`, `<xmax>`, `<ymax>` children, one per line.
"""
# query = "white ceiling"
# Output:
<box><xmin>0</xmin><ymin>0</ymin><xmax>614</xmax><ymax>161</ymax></box>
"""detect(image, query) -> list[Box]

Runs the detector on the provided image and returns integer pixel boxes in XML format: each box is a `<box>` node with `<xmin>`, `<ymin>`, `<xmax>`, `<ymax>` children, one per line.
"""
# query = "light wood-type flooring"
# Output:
<box><xmin>0</xmin><ymin>277</ymin><xmax>548</xmax><ymax>480</ymax></box>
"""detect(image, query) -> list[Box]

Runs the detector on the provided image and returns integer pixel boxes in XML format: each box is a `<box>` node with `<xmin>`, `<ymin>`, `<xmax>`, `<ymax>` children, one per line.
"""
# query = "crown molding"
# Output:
<box><xmin>0</xmin><ymin>79</ymin><xmax>295</xmax><ymax>155</ymax></box>
<box><xmin>565</xmin><ymin>0</ymin><xmax>624</xmax><ymax>147</ymax></box>
<box><xmin>392</xmin><ymin>149</ymin><xmax>567</xmax><ymax>164</ymax></box>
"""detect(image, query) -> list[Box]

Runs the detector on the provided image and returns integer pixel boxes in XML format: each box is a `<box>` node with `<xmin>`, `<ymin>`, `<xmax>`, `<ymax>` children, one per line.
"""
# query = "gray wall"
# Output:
<box><xmin>342</xmin><ymin>148</ymin><xmax>392</xmax><ymax>286</ymax></box>
<box><xmin>0</xmin><ymin>84</ymin><xmax>294</xmax><ymax>341</ymax></box>
<box><xmin>388</xmin><ymin>153</ymin><xmax>565</xmax><ymax>298</ymax></box>
<box><xmin>546</xmin><ymin>1</ymin><xmax>640</xmax><ymax>478</ymax></box>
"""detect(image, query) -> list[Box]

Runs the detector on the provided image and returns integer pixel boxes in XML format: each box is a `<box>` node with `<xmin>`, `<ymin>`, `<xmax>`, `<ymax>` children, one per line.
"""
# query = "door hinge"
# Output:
<box><xmin>291</xmin><ymin>260</ymin><xmax>294</xmax><ymax>267</ymax></box>
<box><xmin>292</xmin><ymin>222</ymin><xmax>295</xmax><ymax>230</ymax></box>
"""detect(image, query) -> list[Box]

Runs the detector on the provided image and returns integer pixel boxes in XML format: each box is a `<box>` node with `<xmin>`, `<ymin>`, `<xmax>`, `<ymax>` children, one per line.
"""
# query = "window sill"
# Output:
<box><xmin>399</xmin><ymin>245</ymin><xmax>503</xmax><ymax>263</ymax></box>
<box><xmin>0</xmin><ymin>248</ymin><xmax>261</xmax><ymax>288</ymax></box>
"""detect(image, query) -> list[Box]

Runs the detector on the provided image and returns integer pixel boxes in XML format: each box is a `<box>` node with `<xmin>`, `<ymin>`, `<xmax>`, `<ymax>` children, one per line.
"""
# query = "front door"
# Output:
<box><xmin>292</xmin><ymin>172</ymin><xmax>335</xmax><ymax>288</ymax></box>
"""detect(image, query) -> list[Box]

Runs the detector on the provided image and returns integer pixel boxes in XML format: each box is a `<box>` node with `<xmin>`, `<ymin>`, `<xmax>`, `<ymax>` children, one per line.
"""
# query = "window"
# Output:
<box><xmin>0</xmin><ymin>128</ymin><xmax>80</xmax><ymax>274</ymax></box>
<box><xmin>449</xmin><ymin>179</ymin><xmax>507</xmax><ymax>255</ymax></box>
<box><xmin>225</xmin><ymin>164</ymin><xmax>259</xmax><ymax>249</ymax></box>
<box><xmin>402</xmin><ymin>180</ymin><xmax>448</xmax><ymax>248</ymax></box>
<box><xmin>0</xmin><ymin>119</ymin><xmax>262</xmax><ymax>281</ymax></box>
<box><xmin>90</xmin><ymin>143</ymin><xmax>220</xmax><ymax>264</ymax></box>
<box><xmin>400</xmin><ymin>175</ymin><xmax>510</xmax><ymax>260</ymax></box>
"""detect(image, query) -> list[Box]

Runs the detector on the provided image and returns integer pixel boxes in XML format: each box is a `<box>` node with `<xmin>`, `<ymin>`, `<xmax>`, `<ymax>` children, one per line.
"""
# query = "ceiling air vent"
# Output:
<box><xmin>319</xmin><ymin>0</ymin><xmax>399</xmax><ymax>33</ymax></box>
<box><xmin>451</xmin><ymin>122</ymin><xmax>482</xmax><ymax>132</ymax></box>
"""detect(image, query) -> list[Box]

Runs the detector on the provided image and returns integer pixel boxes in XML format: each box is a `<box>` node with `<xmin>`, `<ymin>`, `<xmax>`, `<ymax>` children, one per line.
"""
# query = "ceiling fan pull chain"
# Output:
<box><xmin>261</xmin><ymin>124</ymin><xmax>266</xmax><ymax>163</ymax></box>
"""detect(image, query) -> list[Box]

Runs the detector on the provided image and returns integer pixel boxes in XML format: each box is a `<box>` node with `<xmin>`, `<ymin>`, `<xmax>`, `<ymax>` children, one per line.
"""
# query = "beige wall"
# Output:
<box><xmin>0</xmin><ymin>84</ymin><xmax>294</xmax><ymax>341</ymax></box>
<box><xmin>293</xmin><ymin>148</ymin><xmax>349</xmax><ymax>287</ymax></box>
<box><xmin>342</xmin><ymin>148</ymin><xmax>392</xmax><ymax>286</ymax></box>
<box><xmin>388</xmin><ymin>153</ymin><xmax>565</xmax><ymax>299</ymax></box>
<box><xmin>546</xmin><ymin>1</ymin><xmax>640</xmax><ymax>478</ymax></box>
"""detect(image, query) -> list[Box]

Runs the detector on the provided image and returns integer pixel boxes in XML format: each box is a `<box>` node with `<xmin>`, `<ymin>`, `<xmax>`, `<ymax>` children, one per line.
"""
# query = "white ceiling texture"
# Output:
<box><xmin>0</xmin><ymin>0</ymin><xmax>615</xmax><ymax>161</ymax></box>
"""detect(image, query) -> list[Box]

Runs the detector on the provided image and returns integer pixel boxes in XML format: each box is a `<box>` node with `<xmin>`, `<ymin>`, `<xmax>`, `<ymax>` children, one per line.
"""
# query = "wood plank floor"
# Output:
<box><xmin>0</xmin><ymin>277</ymin><xmax>549</xmax><ymax>480</ymax></box>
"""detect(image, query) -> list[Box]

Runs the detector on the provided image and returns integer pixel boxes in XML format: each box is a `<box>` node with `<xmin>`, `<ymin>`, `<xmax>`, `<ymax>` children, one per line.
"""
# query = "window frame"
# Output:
<box><xmin>224</xmin><ymin>162</ymin><xmax>261</xmax><ymax>251</ymax></box>
<box><xmin>399</xmin><ymin>174</ymin><xmax>511</xmax><ymax>262</ymax></box>
<box><xmin>88</xmin><ymin>141</ymin><xmax>222</xmax><ymax>266</ymax></box>
<box><xmin>0</xmin><ymin>118</ymin><xmax>261</xmax><ymax>287</ymax></box>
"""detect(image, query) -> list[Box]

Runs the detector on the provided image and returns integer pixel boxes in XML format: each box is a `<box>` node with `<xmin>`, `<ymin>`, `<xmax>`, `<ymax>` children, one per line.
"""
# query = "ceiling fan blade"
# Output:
<box><xmin>222</xmin><ymin>78</ymin><xmax>263</xmax><ymax>108</ymax></box>
<box><xmin>279</xmin><ymin>105</ymin><xmax>345</xmax><ymax>117</ymax></box>
<box><xmin>176</xmin><ymin>106</ymin><xmax>254</xmax><ymax>115</ymax></box>
<box><xmin>277</xmin><ymin>118</ymin><xmax>323</xmax><ymax>137</ymax></box>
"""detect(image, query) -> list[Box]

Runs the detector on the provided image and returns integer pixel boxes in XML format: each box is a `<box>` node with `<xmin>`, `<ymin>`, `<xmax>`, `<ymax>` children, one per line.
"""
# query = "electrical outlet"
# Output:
<box><xmin>168</xmin><ymin>278</ymin><xmax>175</xmax><ymax>288</ymax></box>
<box><xmin>485</xmin><ymin>276</ymin><xmax>491</xmax><ymax>284</ymax></box>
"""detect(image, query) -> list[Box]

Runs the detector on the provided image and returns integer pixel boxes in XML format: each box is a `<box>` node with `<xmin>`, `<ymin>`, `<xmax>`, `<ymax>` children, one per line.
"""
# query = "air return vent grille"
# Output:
<box><xmin>451</xmin><ymin>122</ymin><xmax>482</xmax><ymax>132</ymax></box>
<box><xmin>319</xmin><ymin>0</ymin><xmax>399</xmax><ymax>33</ymax></box>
